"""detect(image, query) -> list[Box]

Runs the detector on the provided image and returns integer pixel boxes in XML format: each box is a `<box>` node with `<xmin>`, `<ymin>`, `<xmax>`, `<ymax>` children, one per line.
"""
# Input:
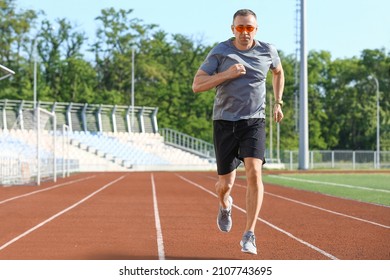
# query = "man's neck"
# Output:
<box><xmin>233</xmin><ymin>39</ymin><xmax>255</xmax><ymax>51</ymax></box>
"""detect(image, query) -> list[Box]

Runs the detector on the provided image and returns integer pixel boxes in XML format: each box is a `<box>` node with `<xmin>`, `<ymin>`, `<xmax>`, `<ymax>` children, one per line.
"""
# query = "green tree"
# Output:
<box><xmin>0</xmin><ymin>0</ymin><xmax>39</xmax><ymax>100</ymax></box>
<box><xmin>307</xmin><ymin>50</ymin><xmax>332</xmax><ymax>150</ymax></box>
<box><xmin>37</xmin><ymin>18</ymin><xmax>92</xmax><ymax>102</ymax></box>
<box><xmin>92</xmin><ymin>8</ymin><xmax>158</xmax><ymax>105</ymax></box>
<box><xmin>359</xmin><ymin>49</ymin><xmax>390</xmax><ymax>150</ymax></box>
<box><xmin>135</xmin><ymin>32</ymin><xmax>216</xmax><ymax>141</ymax></box>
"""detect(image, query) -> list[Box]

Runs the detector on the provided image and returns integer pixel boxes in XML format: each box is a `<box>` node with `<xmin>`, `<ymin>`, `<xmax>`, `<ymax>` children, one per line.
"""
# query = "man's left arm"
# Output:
<box><xmin>272</xmin><ymin>63</ymin><xmax>285</xmax><ymax>123</ymax></box>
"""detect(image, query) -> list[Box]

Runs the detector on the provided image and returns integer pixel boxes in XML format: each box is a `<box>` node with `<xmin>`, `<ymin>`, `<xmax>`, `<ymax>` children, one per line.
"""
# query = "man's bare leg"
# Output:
<box><xmin>215</xmin><ymin>170</ymin><xmax>236</xmax><ymax>208</ymax></box>
<box><xmin>240</xmin><ymin>157</ymin><xmax>263</xmax><ymax>254</ymax></box>
<box><xmin>216</xmin><ymin>170</ymin><xmax>236</xmax><ymax>232</ymax></box>
<box><xmin>243</xmin><ymin>157</ymin><xmax>264</xmax><ymax>231</ymax></box>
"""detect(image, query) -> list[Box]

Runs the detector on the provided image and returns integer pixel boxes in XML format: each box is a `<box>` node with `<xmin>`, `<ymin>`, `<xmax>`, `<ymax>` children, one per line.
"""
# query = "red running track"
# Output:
<box><xmin>0</xmin><ymin>171</ymin><xmax>389</xmax><ymax>260</ymax></box>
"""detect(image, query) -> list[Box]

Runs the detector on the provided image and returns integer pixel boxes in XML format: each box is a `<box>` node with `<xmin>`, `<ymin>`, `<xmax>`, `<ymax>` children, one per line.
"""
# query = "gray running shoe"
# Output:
<box><xmin>240</xmin><ymin>231</ymin><xmax>257</xmax><ymax>255</ymax></box>
<box><xmin>217</xmin><ymin>196</ymin><xmax>233</xmax><ymax>232</ymax></box>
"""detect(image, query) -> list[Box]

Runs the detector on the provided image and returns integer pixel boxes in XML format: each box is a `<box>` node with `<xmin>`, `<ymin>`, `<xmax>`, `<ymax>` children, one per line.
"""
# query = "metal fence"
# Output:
<box><xmin>161</xmin><ymin>128</ymin><xmax>389</xmax><ymax>170</ymax></box>
<box><xmin>279</xmin><ymin>150</ymin><xmax>390</xmax><ymax>170</ymax></box>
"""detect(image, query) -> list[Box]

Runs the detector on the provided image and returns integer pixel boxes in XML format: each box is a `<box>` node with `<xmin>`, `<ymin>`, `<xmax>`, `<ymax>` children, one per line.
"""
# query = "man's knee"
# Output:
<box><xmin>216</xmin><ymin>180</ymin><xmax>233</xmax><ymax>193</ymax></box>
<box><xmin>216</xmin><ymin>173</ymin><xmax>235</xmax><ymax>193</ymax></box>
<box><xmin>244</xmin><ymin>158</ymin><xmax>263</xmax><ymax>185</ymax></box>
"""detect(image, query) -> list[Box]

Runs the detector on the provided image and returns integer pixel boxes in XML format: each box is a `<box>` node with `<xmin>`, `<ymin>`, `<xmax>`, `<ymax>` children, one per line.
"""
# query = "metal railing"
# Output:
<box><xmin>280</xmin><ymin>150</ymin><xmax>390</xmax><ymax>170</ymax></box>
<box><xmin>160</xmin><ymin>128</ymin><xmax>215</xmax><ymax>160</ymax></box>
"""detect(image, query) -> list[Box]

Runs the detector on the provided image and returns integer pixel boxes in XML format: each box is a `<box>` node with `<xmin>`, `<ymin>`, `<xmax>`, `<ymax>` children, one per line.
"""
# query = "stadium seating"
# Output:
<box><xmin>1</xmin><ymin>129</ymin><xmax>217</xmax><ymax>175</ymax></box>
<box><xmin>0</xmin><ymin>99</ymin><xmax>216</xmax><ymax>181</ymax></box>
<box><xmin>68</xmin><ymin>131</ymin><xmax>214</xmax><ymax>171</ymax></box>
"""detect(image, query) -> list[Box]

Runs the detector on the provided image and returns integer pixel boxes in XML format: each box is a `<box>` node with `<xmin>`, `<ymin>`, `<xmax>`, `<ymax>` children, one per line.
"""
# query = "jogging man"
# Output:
<box><xmin>192</xmin><ymin>9</ymin><xmax>284</xmax><ymax>255</ymax></box>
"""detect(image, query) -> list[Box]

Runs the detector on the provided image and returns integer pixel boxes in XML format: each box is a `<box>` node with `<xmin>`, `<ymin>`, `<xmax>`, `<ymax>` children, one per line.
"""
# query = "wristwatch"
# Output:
<box><xmin>275</xmin><ymin>100</ymin><xmax>284</xmax><ymax>107</ymax></box>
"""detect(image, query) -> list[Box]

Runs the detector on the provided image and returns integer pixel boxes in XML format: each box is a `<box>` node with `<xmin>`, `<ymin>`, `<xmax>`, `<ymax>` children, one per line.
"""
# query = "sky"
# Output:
<box><xmin>15</xmin><ymin>0</ymin><xmax>390</xmax><ymax>60</ymax></box>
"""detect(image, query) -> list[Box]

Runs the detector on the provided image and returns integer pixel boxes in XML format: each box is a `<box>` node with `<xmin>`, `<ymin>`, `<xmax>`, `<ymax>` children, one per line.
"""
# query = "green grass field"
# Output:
<box><xmin>262</xmin><ymin>172</ymin><xmax>390</xmax><ymax>206</ymax></box>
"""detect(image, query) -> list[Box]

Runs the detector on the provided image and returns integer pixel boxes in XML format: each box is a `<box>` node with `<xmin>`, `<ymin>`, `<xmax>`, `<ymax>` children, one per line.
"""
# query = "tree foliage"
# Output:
<box><xmin>1</xmin><ymin>0</ymin><xmax>389</xmax><ymax>150</ymax></box>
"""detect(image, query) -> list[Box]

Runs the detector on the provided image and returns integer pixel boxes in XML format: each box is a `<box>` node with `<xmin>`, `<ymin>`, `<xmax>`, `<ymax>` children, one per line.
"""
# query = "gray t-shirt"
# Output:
<box><xmin>200</xmin><ymin>38</ymin><xmax>281</xmax><ymax>121</ymax></box>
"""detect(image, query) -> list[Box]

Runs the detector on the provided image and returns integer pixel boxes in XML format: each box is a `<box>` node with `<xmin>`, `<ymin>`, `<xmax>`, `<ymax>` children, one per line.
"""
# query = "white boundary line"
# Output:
<box><xmin>206</xmin><ymin>175</ymin><xmax>390</xmax><ymax>229</ymax></box>
<box><xmin>176</xmin><ymin>174</ymin><xmax>339</xmax><ymax>260</ymax></box>
<box><xmin>0</xmin><ymin>175</ymin><xmax>124</xmax><ymax>252</ymax></box>
<box><xmin>0</xmin><ymin>175</ymin><xmax>97</xmax><ymax>206</ymax></box>
<box><xmin>151</xmin><ymin>173</ymin><xmax>165</xmax><ymax>260</ymax></box>
<box><xmin>266</xmin><ymin>192</ymin><xmax>390</xmax><ymax>229</ymax></box>
<box><xmin>268</xmin><ymin>175</ymin><xmax>390</xmax><ymax>194</ymax></box>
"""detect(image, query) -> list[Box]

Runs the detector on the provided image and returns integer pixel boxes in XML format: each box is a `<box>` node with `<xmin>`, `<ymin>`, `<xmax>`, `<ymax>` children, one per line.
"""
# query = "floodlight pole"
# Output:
<box><xmin>33</xmin><ymin>40</ymin><xmax>38</xmax><ymax>109</ymax></box>
<box><xmin>369</xmin><ymin>75</ymin><xmax>380</xmax><ymax>169</ymax></box>
<box><xmin>299</xmin><ymin>0</ymin><xmax>309</xmax><ymax>169</ymax></box>
<box><xmin>34</xmin><ymin>60</ymin><xmax>37</xmax><ymax>109</ymax></box>
<box><xmin>131</xmin><ymin>48</ymin><xmax>135</xmax><ymax>131</ymax></box>
<box><xmin>376</xmin><ymin>78</ymin><xmax>380</xmax><ymax>169</ymax></box>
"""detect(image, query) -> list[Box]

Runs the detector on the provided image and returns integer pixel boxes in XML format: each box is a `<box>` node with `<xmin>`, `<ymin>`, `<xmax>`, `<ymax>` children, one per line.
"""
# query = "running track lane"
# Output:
<box><xmin>0</xmin><ymin>172</ymin><xmax>389</xmax><ymax>260</ymax></box>
<box><xmin>156</xmin><ymin>171</ymin><xmax>389</xmax><ymax>259</ymax></box>
<box><xmin>182</xmin><ymin>171</ymin><xmax>390</xmax><ymax>259</ymax></box>
<box><xmin>154</xmin><ymin>172</ymin><xmax>333</xmax><ymax>259</ymax></box>
<box><xmin>0</xmin><ymin>173</ymin><xmax>159</xmax><ymax>259</ymax></box>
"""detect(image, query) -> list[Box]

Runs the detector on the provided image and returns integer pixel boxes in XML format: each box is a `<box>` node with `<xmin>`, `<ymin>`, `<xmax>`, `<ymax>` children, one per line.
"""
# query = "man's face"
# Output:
<box><xmin>231</xmin><ymin>15</ymin><xmax>258</xmax><ymax>48</ymax></box>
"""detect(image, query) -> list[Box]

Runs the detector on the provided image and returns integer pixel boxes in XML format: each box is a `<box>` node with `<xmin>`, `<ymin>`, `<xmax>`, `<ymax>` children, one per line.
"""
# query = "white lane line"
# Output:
<box><xmin>210</xmin><ymin>176</ymin><xmax>390</xmax><ymax>229</ymax></box>
<box><xmin>0</xmin><ymin>175</ymin><xmax>125</xmax><ymax>252</ymax></box>
<box><xmin>267</xmin><ymin>175</ymin><xmax>390</xmax><ymax>194</ymax></box>
<box><xmin>150</xmin><ymin>174</ymin><xmax>165</xmax><ymax>260</ymax></box>
<box><xmin>0</xmin><ymin>175</ymin><xmax>97</xmax><ymax>205</ymax></box>
<box><xmin>176</xmin><ymin>174</ymin><xmax>339</xmax><ymax>260</ymax></box>
<box><xmin>266</xmin><ymin>192</ymin><xmax>390</xmax><ymax>229</ymax></box>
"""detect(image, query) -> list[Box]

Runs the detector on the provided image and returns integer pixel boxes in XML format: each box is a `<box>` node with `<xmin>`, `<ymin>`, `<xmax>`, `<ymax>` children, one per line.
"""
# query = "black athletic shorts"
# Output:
<box><xmin>213</xmin><ymin>118</ymin><xmax>266</xmax><ymax>175</ymax></box>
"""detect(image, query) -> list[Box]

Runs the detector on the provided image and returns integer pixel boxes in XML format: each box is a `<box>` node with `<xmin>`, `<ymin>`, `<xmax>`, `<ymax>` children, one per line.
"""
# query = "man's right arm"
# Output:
<box><xmin>192</xmin><ymin>69</ymin><xmax>229</xmax><ymax>93</ymax></box>
<box><xmin>192</xmin><ymin>64</ymin><xmax>246</xmax><ymax>93</ymax></box>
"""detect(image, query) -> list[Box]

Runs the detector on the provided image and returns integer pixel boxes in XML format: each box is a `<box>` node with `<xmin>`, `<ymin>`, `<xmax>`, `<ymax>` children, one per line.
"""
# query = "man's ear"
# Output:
<box><xmin>231</xmin><ymin>25</ymin><xmax>235</xmax><ymax>34</ymax></box>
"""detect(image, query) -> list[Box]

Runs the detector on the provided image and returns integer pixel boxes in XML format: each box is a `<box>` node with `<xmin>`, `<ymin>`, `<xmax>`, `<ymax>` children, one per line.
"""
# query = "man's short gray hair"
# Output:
<box><xmin>233</xmin><ymin>9</ymin><xmax>257</xmax><ymax>23</ymax></box>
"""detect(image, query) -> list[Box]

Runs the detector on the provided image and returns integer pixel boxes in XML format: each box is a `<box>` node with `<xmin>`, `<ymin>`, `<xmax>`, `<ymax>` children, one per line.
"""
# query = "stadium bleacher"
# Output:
<box><xmin>0</xmin><ymin>99</ymin><xmax>216</xmax><ymax>184</ymax></box>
